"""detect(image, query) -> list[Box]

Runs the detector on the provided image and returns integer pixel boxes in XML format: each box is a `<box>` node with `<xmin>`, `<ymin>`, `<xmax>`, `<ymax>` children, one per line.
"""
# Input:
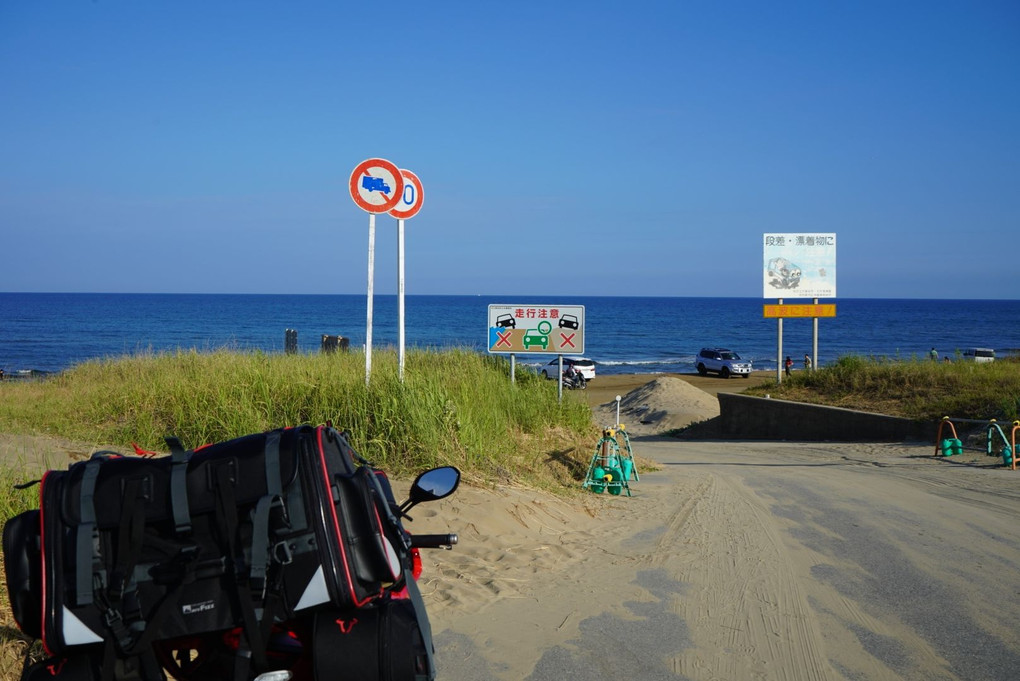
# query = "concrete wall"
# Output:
<box><xmin>717</xmin><ymin>393</ymin><xmax>935</xmax><ymax>442</ymax></box>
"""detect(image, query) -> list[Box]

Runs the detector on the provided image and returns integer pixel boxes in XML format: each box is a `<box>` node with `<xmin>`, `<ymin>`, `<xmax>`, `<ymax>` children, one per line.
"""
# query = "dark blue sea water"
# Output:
<box><xmin>1</xmin><ymin>293</ymin><xmax>1018</xmax><ymax>376</ymax></box>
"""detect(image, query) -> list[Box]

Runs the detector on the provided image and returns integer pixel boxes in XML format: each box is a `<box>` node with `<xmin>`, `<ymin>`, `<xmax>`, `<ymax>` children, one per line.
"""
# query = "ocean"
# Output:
<box><xmin>1</xmin><ymin>293</ymin><xmax>1019</xmax><ymax>376</ymax></box>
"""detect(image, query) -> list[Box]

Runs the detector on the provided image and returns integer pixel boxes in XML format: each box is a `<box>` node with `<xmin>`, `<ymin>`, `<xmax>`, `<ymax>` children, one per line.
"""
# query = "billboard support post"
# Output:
<box><xmin>812</xmin><ymin>298</ymin><xmax>819</xmax><ymax>373</ymax></box>
<box><xmin>777</xmin><ymin>298</ymin><xmax>784</xmax><ymax>384</ymax></box>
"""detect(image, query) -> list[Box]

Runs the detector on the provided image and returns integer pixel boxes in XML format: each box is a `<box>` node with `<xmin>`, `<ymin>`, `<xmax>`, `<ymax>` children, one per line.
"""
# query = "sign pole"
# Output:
<box><xmin>777</xmin><ymin>297</ymin><xmax>784</xmax><ymax>384</ymax></box>
<box><xmin>365</xmin><ymin>213</ymin><xmax>376</xmax><ymax>386</ymax></box>
<box><xmin>812</xmin><ymin>297</ymin><xmax>819</xmax><ymax>372</ymax></box>
<box><xmin>510</xmin><ymin>354</ymin><xmax>516</xmax><ymax>384</ymax></box>
<box><xmin>398</xmin><ymin>218</ymin><xmax>406</xmax><ymax>382</ymax></box>
<box><xmin>557</xmin><ymin>354</ymin><xmax>563</xmax><ymax>402</ymax></box>
<box><xmin>349</xmin><ymin>158</ymin><xmax>404</xmax><ymax>387</ymax></box>
<box><xmin>388</xmin><ymin>168</ymin><xmax>424</xmax><ymax>384</ymax></box>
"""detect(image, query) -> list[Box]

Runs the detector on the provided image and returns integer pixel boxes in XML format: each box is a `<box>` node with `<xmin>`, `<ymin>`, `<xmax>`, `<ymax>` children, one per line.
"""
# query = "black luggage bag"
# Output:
<box><xmin>2</xmin><ymin>425</ymin><xmax>417</xmax><ymax>679</ymax></box>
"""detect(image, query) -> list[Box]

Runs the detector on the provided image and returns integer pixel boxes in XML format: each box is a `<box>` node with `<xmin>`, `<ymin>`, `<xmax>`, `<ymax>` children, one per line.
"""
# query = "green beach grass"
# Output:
<box><xmin>0</xmin><ymin>348</ymin><xmax>1016</xmax><ymax>676</ymax></box>
<box><xmin>0</xmin><ymin>347</ymin><xmax>599</xmax><ymax>672</ymax></box>
<box><xmin>0</xmin><ymin>347</ymin><xmax>597</xmax><ymax>483</ymax></box>
<box><xmin>744</xmin><ymin>354</ymin><xmax>1020</xmax><ymax>422</ymax></box>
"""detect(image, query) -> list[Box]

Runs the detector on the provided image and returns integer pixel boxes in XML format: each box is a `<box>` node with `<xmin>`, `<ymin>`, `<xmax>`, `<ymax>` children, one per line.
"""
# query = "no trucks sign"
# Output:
<box><xmin>349</xmin><ymin>158</ymin><xmax>404</xmax><ymax>214</ymax></box>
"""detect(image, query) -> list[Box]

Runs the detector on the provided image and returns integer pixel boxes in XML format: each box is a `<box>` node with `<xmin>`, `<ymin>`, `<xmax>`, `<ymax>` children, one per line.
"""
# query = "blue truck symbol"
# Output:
<box><xmin>361</xmin><ymin>176</ymin><xmax>391</xmax><ymax>194</ymax></box>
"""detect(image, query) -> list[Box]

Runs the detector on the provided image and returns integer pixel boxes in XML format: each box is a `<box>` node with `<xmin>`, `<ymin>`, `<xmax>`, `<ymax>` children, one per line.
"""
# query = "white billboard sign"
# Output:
<box><xmin>763</xmin><ymin>233</ymin><xmax>836</xmax><ymax>299</ymax></box>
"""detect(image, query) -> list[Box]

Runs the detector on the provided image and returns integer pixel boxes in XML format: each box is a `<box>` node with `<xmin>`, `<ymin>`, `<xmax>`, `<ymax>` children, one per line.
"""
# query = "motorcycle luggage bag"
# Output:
<box><xmin>312</xmin><ymin>598</ymin><xmax>434</xmax><ymax>681</ymax></box>
<box><xmin>2</xmin><ymin>509</ymin><xmax>42</xmax><ymax>639</ymax></box>
<box><xmin>20</xmin><ymin>425</ymin><xmax>405</xmax><ymax>659</ymax></box>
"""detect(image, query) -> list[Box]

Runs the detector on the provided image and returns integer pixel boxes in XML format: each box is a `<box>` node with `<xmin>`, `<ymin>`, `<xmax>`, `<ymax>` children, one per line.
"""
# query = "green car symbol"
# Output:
<box><xmin>523</xmin><ymin>321</ymin><xmax>552</xmax><ymax>350</ymax></box>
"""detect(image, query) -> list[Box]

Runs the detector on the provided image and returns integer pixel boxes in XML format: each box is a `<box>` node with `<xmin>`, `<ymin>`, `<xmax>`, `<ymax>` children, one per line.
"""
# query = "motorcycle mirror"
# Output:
<box><xmin>401</xmin><ymin>466</ymin><xmax>461</xmax><ymax>515</ymax></box>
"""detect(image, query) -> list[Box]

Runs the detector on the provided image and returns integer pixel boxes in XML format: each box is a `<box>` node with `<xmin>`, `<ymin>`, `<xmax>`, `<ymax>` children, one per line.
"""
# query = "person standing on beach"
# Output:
<box><xmin>804</xmin><ymin>354</ymin><xmax>812</xmax><ymax>371</ymax></box>
<box><xmin>785</xmin><ymin>356</ymin><xmax>793</xmax><ymax>377</ymax></box>
<box><xmin>930</xmin><ymin>347</ymin><xmax>938</xmax><ymax>362</ymax></box>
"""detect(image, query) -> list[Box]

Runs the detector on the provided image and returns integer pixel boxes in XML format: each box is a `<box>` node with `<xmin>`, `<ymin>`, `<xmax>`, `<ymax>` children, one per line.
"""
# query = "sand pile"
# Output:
<box><xmin>591</xmin><ymin>376</ymin><xmax>720</xmax><ymax>435</ymax></box>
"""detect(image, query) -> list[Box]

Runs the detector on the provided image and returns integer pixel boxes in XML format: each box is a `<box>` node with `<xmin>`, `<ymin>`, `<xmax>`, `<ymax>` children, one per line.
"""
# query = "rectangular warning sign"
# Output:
<box><xmin>487</xmin><ymin>304</ymin><xmax>585</xmax><ymax>354</ymax></box>
<box><xmin>763</xmin><ymin>304</ymin><xmax>837</xmax><ymax>318</ymax></box>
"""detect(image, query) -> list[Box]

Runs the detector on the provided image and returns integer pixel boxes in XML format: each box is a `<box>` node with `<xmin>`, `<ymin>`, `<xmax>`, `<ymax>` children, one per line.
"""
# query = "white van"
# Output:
<box><xmin>962</xmin><ymin>348</ymin><xmax>995</xmax><ymax>363</ymax></box>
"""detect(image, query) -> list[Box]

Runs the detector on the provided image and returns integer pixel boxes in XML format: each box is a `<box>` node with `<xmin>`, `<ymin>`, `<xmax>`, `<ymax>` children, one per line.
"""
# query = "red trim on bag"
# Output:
<box><xmin>314</xmin><ymin>426</ymin><xmax>379</xmax><ymax>607</ymax></box>
<box><xmin>131</xmin><ymin>443</ymin><xmax>158</xmax><ymax>457</ymax></box>
<box><xmin>39</xmin><ymin>471</ymin><xmax>52</xmax><ymax>655</ymax></box>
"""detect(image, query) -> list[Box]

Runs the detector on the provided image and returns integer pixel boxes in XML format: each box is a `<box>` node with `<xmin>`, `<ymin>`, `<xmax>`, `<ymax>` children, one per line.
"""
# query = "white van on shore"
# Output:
<box><xmin>962</xmin><ymin>348</ymin><xmax>995</xmax><ymax>363</ymax></box>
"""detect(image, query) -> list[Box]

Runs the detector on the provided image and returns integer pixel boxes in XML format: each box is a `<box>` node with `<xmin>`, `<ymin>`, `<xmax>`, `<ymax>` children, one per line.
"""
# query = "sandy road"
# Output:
<box><xmin>3</xmin><ymin>427</ymin><xmax>1018</xmax><ymax>680</ymax></box>
<box><xmin>427</xmin><ymin>439</ymin><xmax>1020</xmax><ymax>681</ymax></box>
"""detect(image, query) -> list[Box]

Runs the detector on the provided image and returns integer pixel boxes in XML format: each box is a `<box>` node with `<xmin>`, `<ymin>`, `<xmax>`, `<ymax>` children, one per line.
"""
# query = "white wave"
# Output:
<box><xmin>596</xmin><ymin>358</ymin><xmax>693</xmax><ymax>367</ymax></box>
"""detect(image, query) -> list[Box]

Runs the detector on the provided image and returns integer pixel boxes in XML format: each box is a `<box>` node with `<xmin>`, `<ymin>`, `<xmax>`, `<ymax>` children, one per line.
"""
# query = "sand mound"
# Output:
<box><xmin>592</xmin><ymin>376</ymin><xmax>719</xmax><ymax>435</ymax></box>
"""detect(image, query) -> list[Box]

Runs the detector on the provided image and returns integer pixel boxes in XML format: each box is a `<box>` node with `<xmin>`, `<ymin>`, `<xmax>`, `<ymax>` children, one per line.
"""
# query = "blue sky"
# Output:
<box><xmin>1</xmin><ymin>1</ymin><xmax>1017</xmax><ymax>299</ymax></box>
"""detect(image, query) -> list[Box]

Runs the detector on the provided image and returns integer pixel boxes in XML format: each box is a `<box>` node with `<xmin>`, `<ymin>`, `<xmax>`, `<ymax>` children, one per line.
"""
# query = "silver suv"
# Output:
<box><xmin>696</xmin><ymin>348</ymin><xmax>752</xmax><ymax>378</ymax></box>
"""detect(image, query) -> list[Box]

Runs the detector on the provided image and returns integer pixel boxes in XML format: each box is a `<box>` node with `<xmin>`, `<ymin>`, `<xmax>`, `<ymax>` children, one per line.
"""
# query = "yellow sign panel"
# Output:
<box><xmin>763</xmin><ymin>304</ymin><xmax>836</xmax><ymax>318</ymax></box>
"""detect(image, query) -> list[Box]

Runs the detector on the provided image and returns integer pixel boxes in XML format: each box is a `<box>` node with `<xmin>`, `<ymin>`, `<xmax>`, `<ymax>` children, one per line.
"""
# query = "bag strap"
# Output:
<box><xmin>211</xmin><ymin>464</ymin><xmax>270</xmax><ymax>679</ymax></box>
<box><xmin>264</xmin><ymin>430</ymin><xmax>283</xmax><ymax>498</ymax></box>
<box><xmin>74</xmin><ymin>459</ymin><xmax>102</xmax><ymax>606</ymax></box>
<box><xmin>109</xmin><ymin>477</ymin><xmax>148</xmax><ymax>601</ymax></box>
<box><xmin>165</xmin><ymin>436</ymin><xmax>192</xmax><ymax>535</ymax></box>
<box><xmin>248</xmin><ymin>494</ymin><xmax>279</xmax><ymax>593</ymax></box>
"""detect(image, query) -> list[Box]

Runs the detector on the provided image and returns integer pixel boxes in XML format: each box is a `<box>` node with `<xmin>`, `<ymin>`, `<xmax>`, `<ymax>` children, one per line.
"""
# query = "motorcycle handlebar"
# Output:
<box><xmin>410</xmin><ymin>533</ymin><xmax>458</xmax><ymax>549</ymax></box>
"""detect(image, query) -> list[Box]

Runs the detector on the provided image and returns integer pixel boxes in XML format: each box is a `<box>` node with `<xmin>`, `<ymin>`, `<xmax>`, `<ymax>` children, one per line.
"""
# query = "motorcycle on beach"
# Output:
<box><xmin>2</xmin><ymin>425</ymin><xmax>460</xmax><ymax>681</ymax></box>
<box><xmin>158</xmin><ymin>464</ymin><xmax>461</xmax><ymax>681</ymax></box>
<box><xmin>561</xmin><ymin>369</ymin><xmax>587</xmax><ymax>390</ymax></box>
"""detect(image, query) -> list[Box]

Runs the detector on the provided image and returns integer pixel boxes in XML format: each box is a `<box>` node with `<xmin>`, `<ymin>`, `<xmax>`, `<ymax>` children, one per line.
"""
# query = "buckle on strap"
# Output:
<box><xmin>272</xmin><ymin>541</ymin><xmax>294</xmax><ymax>565</ymax></box>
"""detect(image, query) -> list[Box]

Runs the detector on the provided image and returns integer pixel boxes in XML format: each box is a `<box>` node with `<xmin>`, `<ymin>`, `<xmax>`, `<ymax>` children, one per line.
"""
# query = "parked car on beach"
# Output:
<box><xmin>962</xmin><ymin>348</ymin><xmax>995</xmax><ymax>363</ymax></box>
<box><xmin>696</xmin><ymin>348</ymin><xmax>752</xmax><ymax>378</ymax></box>
<box><xmin>540</xmin><ymin>357</ymin><xmax>596</xmax><ymax>381</ymax></box>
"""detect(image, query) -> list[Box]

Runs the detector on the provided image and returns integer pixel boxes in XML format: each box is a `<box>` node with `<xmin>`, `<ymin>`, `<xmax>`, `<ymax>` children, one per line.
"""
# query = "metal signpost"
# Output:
<box><xmin>762</xmin><ymin>233</ymin><xmax>837</xmax><ymax>382</ymax></box>
<box><xmin>388</xmin><ymin>169</ymin><xmax>425</xmax><ymax>382</ymax></box>
<box><xmin>349</xmin><ymin>158</ymin><xmax>404</xmax><ymax>385</ymax></box>
<box><xmin>487</xmin><ymin>304</ymin><xmax>586</xmax><ymax>400</ymax></box>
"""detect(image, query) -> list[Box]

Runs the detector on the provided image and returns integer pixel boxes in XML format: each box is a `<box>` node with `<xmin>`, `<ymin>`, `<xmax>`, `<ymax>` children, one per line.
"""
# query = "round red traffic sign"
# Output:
<box><xmin>349</xmin><ymin>158</ymin><xmax>404</xmax><ymax>214</ymax></box>
<box><xmin>388</xmin><ymin>169</ymin><xmax>424</xmax><ymax>220</ymax></box>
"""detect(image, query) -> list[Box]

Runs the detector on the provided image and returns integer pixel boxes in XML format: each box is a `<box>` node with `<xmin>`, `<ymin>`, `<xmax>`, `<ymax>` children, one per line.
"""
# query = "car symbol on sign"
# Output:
<box><xmin>495</xmin><ymin>314</ymin><xmax>516</xmax><ymax>329</ymax></box>
<box><xmin>523</xmin><ymin>329</ymin><xmax>549</xmax><ymax>350</ymax></box>
<box><xmin>559</xmin><ymin>314</ymin><xmax>579</xmax><ymax>330</ymax></box>
<box><xmin>361</xmin><ymin>176</ymin><xmax>391</xmax><ymax>194</ymax></box>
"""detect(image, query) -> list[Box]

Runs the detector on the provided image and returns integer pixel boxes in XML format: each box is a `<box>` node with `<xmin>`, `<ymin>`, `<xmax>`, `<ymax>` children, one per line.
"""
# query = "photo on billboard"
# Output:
<box><xmin>763</xmin><ymin>233</ymin><xmax>836</xmax><ymax>299</ymax></box>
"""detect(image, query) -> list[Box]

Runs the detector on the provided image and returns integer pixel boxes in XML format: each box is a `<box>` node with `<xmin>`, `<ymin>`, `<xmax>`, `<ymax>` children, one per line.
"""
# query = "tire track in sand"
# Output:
<box><xmin>647</xmin><ymin>472</ymin><xmax>835</xmax><ymax>681</ymax></box>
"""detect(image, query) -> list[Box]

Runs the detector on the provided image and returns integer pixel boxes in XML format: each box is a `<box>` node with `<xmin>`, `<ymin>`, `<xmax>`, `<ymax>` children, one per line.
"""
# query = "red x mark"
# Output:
<box><xmin>496</xmin><ymin>330</ymin><xmax>514</xmax><ymax>348</ymax></box>
<box><xmin>560</xmin><ymin>332</ymin><xmax>576</xmax><ymax>348</ymax></box>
